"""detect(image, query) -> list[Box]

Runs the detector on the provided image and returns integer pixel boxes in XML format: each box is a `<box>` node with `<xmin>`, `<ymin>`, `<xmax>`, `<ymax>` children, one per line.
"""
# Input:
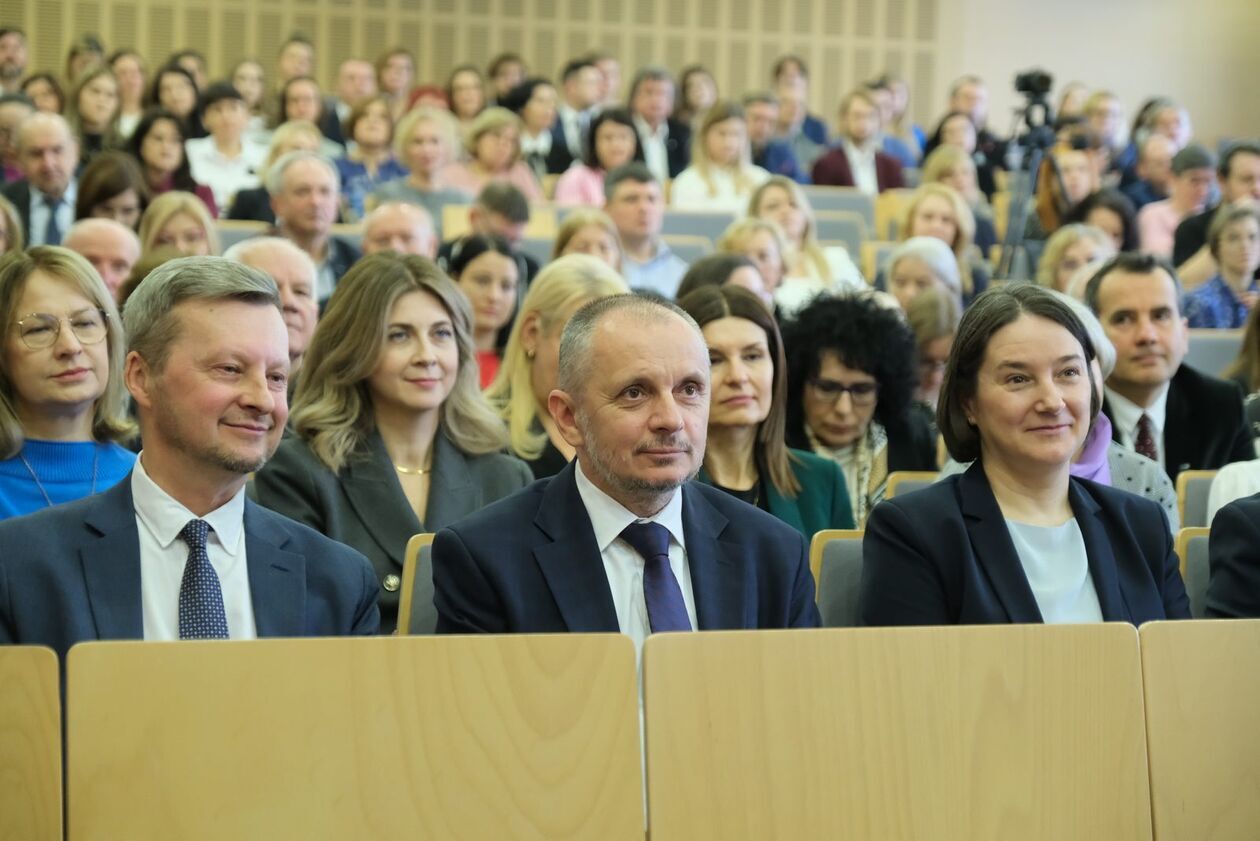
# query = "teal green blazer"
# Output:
<box><xmin>699</xmin><ymin>447</ymin><xmax>854</xmax><ymax>538</ymax></box>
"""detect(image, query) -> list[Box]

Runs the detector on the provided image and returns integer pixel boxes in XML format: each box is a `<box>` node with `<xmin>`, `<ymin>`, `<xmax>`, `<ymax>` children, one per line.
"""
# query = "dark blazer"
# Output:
<box><xmin>546</xmin><ymin>121</ymin><xmax>578</xmax><ymax>175</ymax></box>
<box><xmin>432</xmin><ymin>461</ymin><xmax>821</xmax><ymax>634</ymax></box>
<box><xmin>859</xmin><ymin>463</ymin><xmax>1191</xmax><ymax>627</ymax></box>
<box><xmin>753</xmin><ymin>140</ymin><xmax>806</xmax><ymax>183</ymax></box>
<box><xmin>698</xmin><ymin>447</ymin><xmax>854</xmax><ymax>538</ymax></box>
<box><xmin>0</xmin><ymin>475</ymin><xmax>380</xmax><ymax>660</ymax></box>
<box><xmin>1</xmin><ymin>178</ymin><xmax>32</xmax><ymax>242</ymax></box>
<box><xmin>1205</xmin><ymin>492</ymin><xmax>1260</xmax><ymax>618</ymax></box>
<box><xmin>227</xmin><ymin>186</ymin><xmax>275</xmax><ymax>224</ymax></box>
<box><xmin>633</xmin><ymin>117</ymin><xmax>692</xmax><ymax>179</ymax></box>
<box><xmin>326</xmin><ymin>235</ymin><xmax>362</xmax><ymax>287</ymax></box>
<box><xmin>810</xmin><ymin>146</ymin><xmax>904</xmax><ymax>192</ymax></box>
<box><xmin>802</xmin><ymin>113</ymin><xmax>829</xmax><ymax>147</ymax></box>
<box><xmin>1104</xmin><ymin>363</ymin><xmax>1253</xmax><ymax>482</ymax></box>
<box><xmin>253</xmin><ymin>430</ymin><xmax>532</xmax><ymax>633</ymax></box>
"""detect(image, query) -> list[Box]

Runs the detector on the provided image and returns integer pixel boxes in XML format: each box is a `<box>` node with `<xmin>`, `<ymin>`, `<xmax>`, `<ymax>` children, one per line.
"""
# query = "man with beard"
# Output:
<box><xmin>0</xmin><ymin>29</ymin><xmax>27</xmax><ymax>95</ymax></box>
<box><xmin>0</xmin><ymin>257</ymin><xmax>379</xmax><ymax>660</ymax></box>
<box><xmin>432</xmin><ymin>294</ymin><xmax>819</xmax><ymax>640</ymax></box>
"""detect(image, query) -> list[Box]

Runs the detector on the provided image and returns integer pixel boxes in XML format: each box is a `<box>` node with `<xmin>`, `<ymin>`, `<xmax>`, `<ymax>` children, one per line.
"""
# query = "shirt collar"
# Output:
<box><xmin>573</xmin><ymin>458</ymin><xmax>686</xmax><ymax>553</ymax></box>
<box><xmin>632</xmin><ymin>114</ymin><xmax>668</xmax><ymax>140</ymax></box>
<box><xmin>1105</xmin><ymin>382</ymin><xmax>1170</xmax><ymax>435</ymax></box>
<box><xmin>37</xmin><ymin>179</ymin><xmax>76</xmax><ymax>206</ymax></box>
<box><xmin>131</xmin><ymin>453</ymin><xmax>247</xmax><ymax>553</ymax></box>
<box><xmin>842</xmin><ymin>138</ymin><xmax>876</xmax><ymax>160</ymax></box>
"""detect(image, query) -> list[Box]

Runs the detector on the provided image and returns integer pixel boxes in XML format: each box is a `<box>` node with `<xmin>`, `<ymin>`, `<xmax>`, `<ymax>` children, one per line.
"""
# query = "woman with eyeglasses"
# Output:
<box><xmin>0</xmin><ymin>247</ymin><xmax>136</xmax><ymax>520</ymax></box>
<box><xmin>782</xmin><ymin>293</ymin><xmax>938</xmax><ymax>525</ymax></box>
<box><xmin>679</xmin><ymin>284</ymin><xmax>853</xmax><ymax>537</ymax></box>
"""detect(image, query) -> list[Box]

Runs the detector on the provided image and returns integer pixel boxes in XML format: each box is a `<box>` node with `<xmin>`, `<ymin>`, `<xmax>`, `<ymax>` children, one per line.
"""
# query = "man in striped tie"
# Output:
<box><xmin>433</xmin><ymin>293</ymin><xmax>820</xmax><ymax>642</ymax></box>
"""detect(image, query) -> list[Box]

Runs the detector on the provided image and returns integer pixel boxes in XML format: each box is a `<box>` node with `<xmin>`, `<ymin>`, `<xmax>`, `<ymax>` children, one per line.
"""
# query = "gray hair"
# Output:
<box><xmin>557</xmin><ymin>293</ymin><xmax>703</xmax><ymax>396</ymax></box>
<box><xmin>364</xmin><ymin>201</ymin><xmax>434</xmax><ymax>235</ymax></box>
<box><xmin>223</xmin><ymin>235</ymin><xmax>317</xmax><ymax>282</ymax></box>
<box><xmin>627</xmin><ymin>65</ymin><xmax>675</xmax><ymax>102</ymax></box>
<box><xmin>264</xmin><ymin>149</ymin><xmax>340</xmax><ymax>196</ymax></box>
<box><xmin>888</xmin><ymin>236</ymin><xmax>961</xmax><ymax>294</ymax></box>
<box><xmin>124</xmin><ymin>256</ymin><xmax>280</xmax><ymax>371</ymax></box>
<box><xmin>1050</xmin><ymin>289</ymin><xmax>1116</xmax><ymax>379</ymax></box>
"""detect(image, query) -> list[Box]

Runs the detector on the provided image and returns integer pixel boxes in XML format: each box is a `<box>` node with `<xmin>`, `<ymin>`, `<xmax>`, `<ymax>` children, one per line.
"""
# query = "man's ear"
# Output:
<box><xmin>548</xmin><ymin>389</ymin><xmax>584</xmax><ymax>449</ymax></box>
<box><xmin>124</xmin><ymin>350</ymin><xmax>154</xmax><ymax>412</ymax></box>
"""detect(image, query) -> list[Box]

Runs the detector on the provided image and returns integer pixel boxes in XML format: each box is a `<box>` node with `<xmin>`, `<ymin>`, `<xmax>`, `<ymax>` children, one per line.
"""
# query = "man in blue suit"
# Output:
<box><xmin>0</xmin><ymin>257</ymin><xmax>379</xmax><ymax>660</ymax></box>
<box><xmin>433</xmin><ymin>295</ymin><xmax>820</xmax><ymax>640</ymax></box>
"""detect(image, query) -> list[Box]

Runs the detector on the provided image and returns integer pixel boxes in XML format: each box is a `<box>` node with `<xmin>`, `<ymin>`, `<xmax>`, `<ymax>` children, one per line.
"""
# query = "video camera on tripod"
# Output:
<box><xmin>995</xmin><ymin>68</ymin><xmax>1060</xmax><ymax>280</ymax></box>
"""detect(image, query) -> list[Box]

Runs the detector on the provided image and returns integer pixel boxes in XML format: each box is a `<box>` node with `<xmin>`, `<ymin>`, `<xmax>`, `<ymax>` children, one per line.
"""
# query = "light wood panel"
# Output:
<box><xmin>9</xmin><ymin>0</ymin><xmax>942</xmax><ymax>126</ymax></box>
<box><xmin>68</xmin><ymin>635</ymin><xmax>643</xmax><ymax>840</ymax></box>
<box><xmin>643</xmin><ymin>625</ymin><xmax>1152</xmax><ymax>841</ymax></box>
<box><xmin>0</xmin><ymin>646</ymin><xmax>62</xmax><ymax>841</ymax></box>
<box><xmin>1141</xmin><ymin>619</ymin><xmax>1260</xmax><ymax>841</ymax></box>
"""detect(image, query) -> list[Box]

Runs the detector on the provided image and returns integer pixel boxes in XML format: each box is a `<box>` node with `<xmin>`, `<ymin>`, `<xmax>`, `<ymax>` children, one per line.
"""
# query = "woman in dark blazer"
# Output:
<box><xmin>781</xmin><ymin>294</ymin><xmax>938</xmax><ymax>526</ymax></box>
<box><xmin>860</xmin><ymin>283</ymin><xmax>1190</xmax><ymax>627</ymax></box>
<box><xmin>254</xmin><ymin>253</ymin><xmax>531</xmax><ymax>632</ymax></box>
<box><xmin>679</xmin><ymin>284</ymin><xmax>854</xmax><ymax>537</ymax></box>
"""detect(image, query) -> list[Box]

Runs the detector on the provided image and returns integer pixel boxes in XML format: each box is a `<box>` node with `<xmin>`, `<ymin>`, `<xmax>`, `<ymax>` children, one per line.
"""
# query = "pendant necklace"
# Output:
<box><xmin>18</xmin><ymin>444</ymin><xmax>100</xmax><ymax>508</ymax></box>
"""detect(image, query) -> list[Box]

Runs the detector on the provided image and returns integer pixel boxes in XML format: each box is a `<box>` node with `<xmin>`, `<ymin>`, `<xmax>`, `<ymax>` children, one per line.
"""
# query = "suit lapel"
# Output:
<box><xmin>1069</xmin><ymin>481</ymin><xmax>1128</xmax><ymax>621</ymax></box>
<box><xmin>423</xmin><ymin>432</ymin><xmax>474</xmax><ymax>530</ymax></box>
<box><xmin>80</xmin><ymin>479</ymin><xmax>145</xmax><ymax>641</ymax></box>
<box><xmin>243</xmin><ymin>501</ymin><xmax>307</xmax><ymax>637</ymax></box>
<box><xmin>340</xmin><ymin>432</ymin><xmax>422</xmax><ymax>571</ymax></box>
<box><xmin>959</xmin><ymin>464</ymin><xmax>1043</xmax><ymax>623</ymax></box>
<box><xmin>532</xmin><ymin>463</ymin><xmax>619</xmax><ymax>632</ymax></box>
<box><xmin>1163</xmin><ymin>372</ymin><xmax>1192</xmax><ymax>477</ymax></box>
<box><xmin>680</xmin><ymin>486</ymin><xmax>744</xmax><ymax>630</ymax></box>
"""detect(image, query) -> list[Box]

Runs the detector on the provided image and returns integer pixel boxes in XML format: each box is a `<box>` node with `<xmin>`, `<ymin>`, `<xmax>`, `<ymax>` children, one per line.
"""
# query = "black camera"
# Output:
<box><xmin>1014</xmin><ymin>69</ymin><xmax>1053</xmax><ymax>98</ymax></box>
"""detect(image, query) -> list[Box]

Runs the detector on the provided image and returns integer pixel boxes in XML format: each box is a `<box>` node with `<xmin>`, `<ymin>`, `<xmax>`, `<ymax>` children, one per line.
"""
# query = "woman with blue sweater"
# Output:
<box><xmin>0</xmin><ymin>247</ymin><xmax>136</xmax><ymax>519</ymax></box>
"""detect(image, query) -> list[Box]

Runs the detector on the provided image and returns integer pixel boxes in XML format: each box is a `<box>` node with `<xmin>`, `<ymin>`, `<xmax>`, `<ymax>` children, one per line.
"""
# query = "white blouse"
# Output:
<box><xmin>1005</xmin><ymin>518</ymin><xmax>1104</xmax><ymax>624</ymax></box>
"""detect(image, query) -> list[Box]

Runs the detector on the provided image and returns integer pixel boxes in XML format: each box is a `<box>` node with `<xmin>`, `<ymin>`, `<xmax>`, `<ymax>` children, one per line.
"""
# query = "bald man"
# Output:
<box><xmin>224</xmin><ymin>236</ymin><xmax>320</xmax><ymax>373</ymax></box>
<box><xmin>1</xmin><ymin>111</ymin><xmax>79</xmax><ymax>245</ymax></box>
<box><xmin>361</xmin><ymin>201</ymin><xmax>437</xmax><ymax>258</ymax></box>
<box><xmin>63</xmin><ymin>218</ymin><xmax>141</xmax><ymax>299</ymax></box>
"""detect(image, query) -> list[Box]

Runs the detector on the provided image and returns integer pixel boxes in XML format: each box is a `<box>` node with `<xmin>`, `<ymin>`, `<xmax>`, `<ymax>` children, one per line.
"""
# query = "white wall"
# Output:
<box><xmin>936</xmin><ymin>0</ymin><xmax>1260</xmax><ymax>146</ymax></box>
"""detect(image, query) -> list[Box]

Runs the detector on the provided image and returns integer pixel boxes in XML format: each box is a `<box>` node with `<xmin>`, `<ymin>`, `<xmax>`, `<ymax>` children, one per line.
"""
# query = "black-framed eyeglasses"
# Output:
<box><xmin>13</xmin><ymin>309</ymin><xmax>108</xmax><ymax>350</ymax></box>
<box><xmin>808</xmin><ymin>378</ymin><xmax>880</xmax><ymax>407</ymax></box>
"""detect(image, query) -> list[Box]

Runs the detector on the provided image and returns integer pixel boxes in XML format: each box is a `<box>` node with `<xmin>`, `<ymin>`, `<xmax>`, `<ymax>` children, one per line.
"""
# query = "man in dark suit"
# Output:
<box><xmin>1086</xmin><ymin>253</ymin><xmax>1253</xmax><ymax>483</ymax></box>
<box><xmin>433</xmin><ymin>295</ymin><xmax>820</xmax><ymax>637</ymax></box>
<box><xmin>744</xmin><ymin>92</ymin><xmax>805</xmax><ymax>183</ymax></box>
<box><xmin>0</xmin><ymin>257</ymin><xmax>379</xmax><ymax>660</ymax></box>
<box><xmin>267</xmin><ymin>150</ymin><xmax>360</xmax><ymax>306</ymax></box>
<box><xmin>1205</xmin><ymin>492</ymin><xmax>1260</xmax><ymax>618</ymax></box>
<box><xmin>1</xmin><ymin>111</ymin><xmax>78</xmax><ymax>246</ymax></box>
<box><xmin>628</xmin><ymin>67</ymin><xmax>692</xmax><ymax>181</ymax></box>
<box><xmin>546</xmin><ymin>58</ymin><xmax>602</xmax><ymax>175</ymax></box>
<box><xmin>810</xmin><ymin>90</ymin><xmax>903</xmax><ymax>194</ymax></box>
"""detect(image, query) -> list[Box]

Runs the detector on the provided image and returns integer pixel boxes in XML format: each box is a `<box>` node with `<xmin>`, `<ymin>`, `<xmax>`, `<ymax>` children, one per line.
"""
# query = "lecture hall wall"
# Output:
<box><xmin>3</xmin><ymin>0</ymin><xmax>1257</xmax><ymax>145</ymax></box>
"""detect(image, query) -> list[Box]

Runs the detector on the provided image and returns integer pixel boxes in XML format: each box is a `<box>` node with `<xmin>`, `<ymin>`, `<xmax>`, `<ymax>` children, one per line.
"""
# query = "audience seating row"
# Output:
<box><xmin>5</xmin><ymin>620</ymin><xmax>1258</xmax><ymax>839</ymax></box>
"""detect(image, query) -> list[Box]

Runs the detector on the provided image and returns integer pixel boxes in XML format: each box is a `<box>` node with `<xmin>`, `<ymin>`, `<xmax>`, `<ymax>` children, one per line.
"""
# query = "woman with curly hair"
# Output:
<box><xmin>782</xmin><ymin>293</ymin><xmax>938</xmax><ymax>524</ymax></box>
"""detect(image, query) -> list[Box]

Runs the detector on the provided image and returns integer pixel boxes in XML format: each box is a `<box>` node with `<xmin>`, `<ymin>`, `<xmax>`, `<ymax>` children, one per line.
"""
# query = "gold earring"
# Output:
<box><xmin>525</xmin><ymin>348</ymin><xmax>535</xmax><ymax>360</ymax></box>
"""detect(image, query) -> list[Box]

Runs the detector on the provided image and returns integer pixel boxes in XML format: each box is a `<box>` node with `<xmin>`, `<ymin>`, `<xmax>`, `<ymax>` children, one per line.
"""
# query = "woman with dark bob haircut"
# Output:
<box><xmin>859</xmin><ymin>283</ymin><xmax>1190</xmax><ymax>627</ymax></box>
<box><xmin>678</xmin><ymin>284</ymin><xmax>853</xmax><ymax>537</ymax></box>
<box><xmin>781</xmin><ymin>294</ymin><xmax>937</xmax><ymax>526</ymax></box>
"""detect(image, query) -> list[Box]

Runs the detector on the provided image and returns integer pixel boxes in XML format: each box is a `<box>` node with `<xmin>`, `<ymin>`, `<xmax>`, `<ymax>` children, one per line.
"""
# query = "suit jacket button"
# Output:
<box><xmin>383</xmin><ymin>574</ymin><xmax>401</xmax><ymax>592</ymax></box>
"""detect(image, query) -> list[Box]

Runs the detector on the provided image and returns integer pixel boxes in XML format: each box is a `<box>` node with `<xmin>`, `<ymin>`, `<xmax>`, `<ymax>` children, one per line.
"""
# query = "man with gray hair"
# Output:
<box><xmin>63</xmin><ymin>217</ymin><xmax>141</xmax><ymax>299</ymax></box>
<box><xmin>628</xmin><ymin>66</ymin><xmax>691</xmax><ymax>181</ymax></box>
<box><xmin>0</xmin><ymin>256</ymin><xmax>380</xmax><ymax>659</ymax></box>
<box><xmin>267</xmin><ymin>149</ymin><xmax>360</xmax><ymax>304</ymax></box>
<box><xmin>1</xmin><ymin>111</ymin><xmax>79</xmax><ymax>245</ymax></box>
<box><xmin>225</xmin><ymin>237</ymin><xmax>320</xmax><ymax>373</ymax></box>
<box><xmin>361</xmin><ymin>201</ymin><xmax>437</xmax><ymax>258</ymax></box>
<box><xmin>432</xmin><ymin>293</ymin><xmax>819</xmax><ymax>640</ymax></box>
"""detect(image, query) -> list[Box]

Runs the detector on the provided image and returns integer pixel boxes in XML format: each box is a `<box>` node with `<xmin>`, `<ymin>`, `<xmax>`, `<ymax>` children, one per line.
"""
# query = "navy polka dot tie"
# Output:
<box><xmin>178</xmin><ymin>519</ymin><xmax>229</xmax><ymax>640</ymax></box>
<box><xmin>620</xmin><ymin>521</ymin><xmax>692</xmax><ymax>633</ymax></box>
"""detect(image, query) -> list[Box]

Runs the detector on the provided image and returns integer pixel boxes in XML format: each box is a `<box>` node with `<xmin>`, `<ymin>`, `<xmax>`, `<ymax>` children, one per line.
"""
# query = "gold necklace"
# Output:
<box><xmin>393</xmin><ymin>462</ymin><xmax>431</xmax><ymax>476</ymax></box>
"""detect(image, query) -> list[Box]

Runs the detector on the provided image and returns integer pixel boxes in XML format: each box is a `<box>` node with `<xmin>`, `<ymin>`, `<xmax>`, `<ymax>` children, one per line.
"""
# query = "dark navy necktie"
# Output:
<box><xmin>620</xmin><ymin>521</ymin><xmax>692</xmax><ymax>633</ymax></box>
<box><xmin>177</xmin><ymin>519</ymin><xmax>229</xmax><ymax>640</ymax></box>
<box><xmin>43</xmin><ymin>196</ymin><xmax>62</xmax><ymax>246</ymax></box>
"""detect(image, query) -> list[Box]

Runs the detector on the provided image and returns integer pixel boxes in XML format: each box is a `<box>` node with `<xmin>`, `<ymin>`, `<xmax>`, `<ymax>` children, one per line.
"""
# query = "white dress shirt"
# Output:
<box><xmin>573</xmin><ymin>459</ymin><xmax>698</xmax><ymax>655</ymax></box>
<box><xmin>132</xmin><ymin>455</ymin><xmax>258</xmax><ymax>641</ymax></box>
<box><xmin>520</xmin><ymin>130</ymin><xmax>553</xmax><ymax>158</ymax></box>
<box><xmin>842</xmin><ymin>139</ymin><xmax>879</xmax><ymax>196</ymax></box>
<box><xmin>556</xmin><ymin>103</ymin><xmax>590</xmax><ymax>158</ymax></box>
<box><xmin>27</xmin><ymin>180</ymin><xmax>76</xmax><ymax>246</ymax></box>
<box><xmin>633</xmin><ymin>115</ymin><xmax>670</xmax><ymax>183</ymax></box>
<box><xmin>185</xmin><ymin>136</ymin><xmax>265</xmax><ymax>210</ymax></box>
<box><xmin>1104</xmin><ymin>384</ymin><xmax>1170</xmax><ymax>470</ymax></box>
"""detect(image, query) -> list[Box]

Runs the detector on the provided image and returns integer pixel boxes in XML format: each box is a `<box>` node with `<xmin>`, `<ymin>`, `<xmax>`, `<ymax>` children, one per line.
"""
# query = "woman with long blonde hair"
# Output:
<box><xmin>137</xmin><ymin>191</ymin><xmax>220</xmax><ymax>255</ymax></box>
<box><xmin>670</xmin><ymin>101</ymin><xmax>769</xmax><ymax>213</ymax></box>
<box><xmin>485</xmin><ymin>254</ymin><xmax>628</xmax><ymax>478</ymax></box>
<box><xmin>896</xmin><ymin>183</ymin><xmax>989</xmax><ymax>306</ymax></box>
<box><xmin>253</xmin><ymin>252</ymin><xmax>531</xmax><ymax>632</ymax></box>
